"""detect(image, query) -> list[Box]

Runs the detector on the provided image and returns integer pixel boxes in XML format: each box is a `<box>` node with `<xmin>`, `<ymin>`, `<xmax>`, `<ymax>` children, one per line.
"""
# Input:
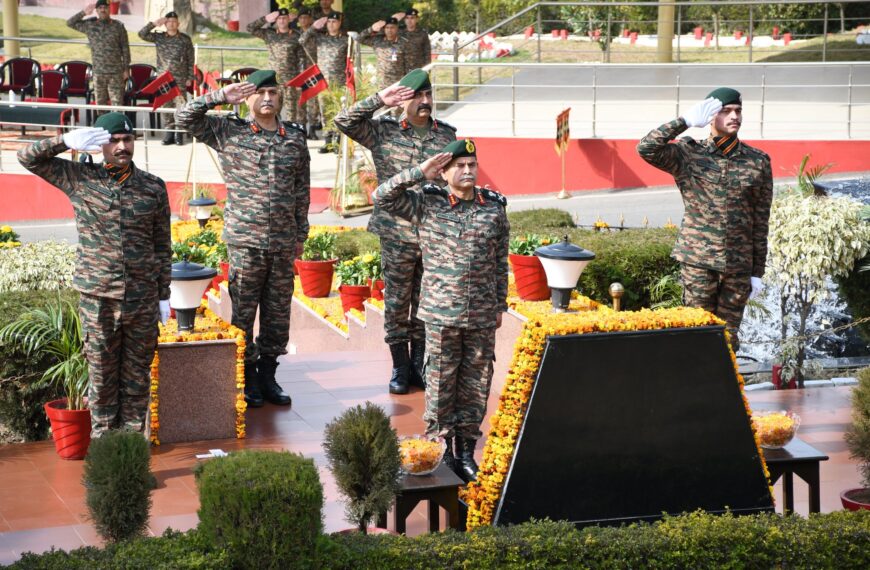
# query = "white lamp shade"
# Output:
<box><xmin>169</xmin><ymin>277</ymin><xmax>213</xmax><ymax>310</ymax></box>
<box><xmin>194</xmin><ymin>205</ymin><xmax>211</xmax><ymax>220</ymax></box>
<box><xmin>539</xmin><ymin>257</ymin><xmax>591</xmax><ymax>289</ymax></box>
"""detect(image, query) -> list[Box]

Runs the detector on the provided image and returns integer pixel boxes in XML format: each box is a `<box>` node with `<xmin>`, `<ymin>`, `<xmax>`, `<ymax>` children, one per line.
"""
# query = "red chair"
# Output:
<box><xmin>125</xmin><ymin>63</ymin><xmax>157</xmax><ymax>106</ymax></box>
<box><xmin>56</xmin><ymin>61</ymin><xmax>93</xmax><ymax>103</ymax></box>
<box><xmin>29</xmin><ymin>70</ymin><xmax>69</xmax><ymax>103</ymax></box>
<box><xmin>0</xmin><ymin>57</ymin><xmax>40</xmax><ymax>98</ymax></box>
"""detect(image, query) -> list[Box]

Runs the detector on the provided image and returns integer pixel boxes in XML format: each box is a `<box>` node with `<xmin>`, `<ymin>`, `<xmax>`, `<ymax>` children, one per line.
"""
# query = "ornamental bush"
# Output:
<box><xmin>836</xmin><ymin>257</ymin><xmax>870</xmax><ymax>343</ymax></box>
<box><xmin>0</xmin><ymin>240</ymin><xmax>76</xmax><ymax>293</ymax></box>
<box><xmin>508</xmin><ymin>208</ymin><xmax>575</xmax><ymax>236</ymax></box>
<box><xmin>333</xmin><ymin>229</ymin><xmax>380</xmax><ymax>261</ymax></box>
<box><xmin>195</xmin><ymin>450</ymin><xmax>324</xmax><ymax>569</ymax></box>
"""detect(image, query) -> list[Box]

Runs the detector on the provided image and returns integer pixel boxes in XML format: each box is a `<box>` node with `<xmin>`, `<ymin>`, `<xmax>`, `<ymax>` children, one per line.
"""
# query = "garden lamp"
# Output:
<box><xmin>188</xmin><ymin>196</ymin><xmax>217</xmax><ymax>228</ymax></box>
<box><xmin>535</xmin><ymin>235</ymin><xmax>595</xmax><ymax>312</ymax></box>
<box><xmin>169</xmin><ymin>259</ymin><xmax>217</xmax><ymax>331</ymax></box>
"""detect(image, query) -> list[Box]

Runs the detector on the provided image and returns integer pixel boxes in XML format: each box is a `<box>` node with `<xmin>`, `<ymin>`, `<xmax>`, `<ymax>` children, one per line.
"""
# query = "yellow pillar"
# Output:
<box><xmin>656</xmin><ymin>0</ymin><xmax>675</xmax><ymax>63</ymax></box>
<box><xmin>2</xmin><ymin>0</ymin><xmax>21</xmax><ymax>58</ymax></box>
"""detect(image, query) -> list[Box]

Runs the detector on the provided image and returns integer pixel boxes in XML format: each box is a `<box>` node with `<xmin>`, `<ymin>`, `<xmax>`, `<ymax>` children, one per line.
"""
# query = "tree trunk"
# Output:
<box><xmin>795</xmin><ymin>297</ymin><xmax>812</xmax><ymax>389</ymax></box>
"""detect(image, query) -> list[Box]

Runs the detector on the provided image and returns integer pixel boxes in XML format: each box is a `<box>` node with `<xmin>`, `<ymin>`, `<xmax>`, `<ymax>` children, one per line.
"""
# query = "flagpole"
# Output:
<box><xmin>557</xmin><ymin>144</ymin><xmax>570</xmax><ymax>199</ymax></box>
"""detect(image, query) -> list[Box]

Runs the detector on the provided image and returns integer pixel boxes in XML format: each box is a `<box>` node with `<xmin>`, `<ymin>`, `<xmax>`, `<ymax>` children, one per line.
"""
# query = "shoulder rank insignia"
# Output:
<box><xmin>422</xmin><ymin>183</ymin><xmax>448</xmax><ymax>198</ymax></box>
<box><xmin>381</xmin><ymin>114</ymin><xmax>399</xmax><ymax>125</ymax></box>
<box><xmin>479</xmin><ymin>187</ymin><xmax>507</xmax><ymax>207</ymax></box>
<box><xmin>434</xmin><ymin>118</ymin><xmax>456</xmax><ymax>131</ymax></box>
<box><xmin>282</xmin><ymin>121</ymin><xmax>306</xmax><ymax>136</ymax></box>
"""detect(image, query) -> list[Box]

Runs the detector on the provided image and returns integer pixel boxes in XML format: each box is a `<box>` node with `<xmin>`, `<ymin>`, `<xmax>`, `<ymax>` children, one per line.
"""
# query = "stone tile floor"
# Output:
<box><xmin>0</xmin><ymin>349</ymin><xmax>862</xmax><ymax>565</ymax></box>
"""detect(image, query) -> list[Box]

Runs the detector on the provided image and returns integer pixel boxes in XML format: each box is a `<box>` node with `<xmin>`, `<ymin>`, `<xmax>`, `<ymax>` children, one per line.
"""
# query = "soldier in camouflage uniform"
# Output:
<box><xmin>399</xmin><ymin>9</ymin><xmax>432</xmax><ymax>71</ymax></box>
<box><xmin>139</xmin><ymin>11</ymin><xmax>194</xmax><ymax>146</ymax></box>
<box><xmin>176</xmin><ymin>70</ymin><xmax>310</xmax><ymax>409</ymax></box>
<box><xmin>247</xmin><ymin>9</ymin><xmax>303</xmax><ymax>126</ymax></box>
<box><xmin>637</xmin><ymin>87</ymin><xmax>773</xmax><ymax>352</ymax></box>
<box><xmin>302</xmin><ymin>12</ymin><xmax>349</xmax><ymax>150</ymax></box>
<box><xmin>359</xmin><ymin>16</ymin><xmax>409</xmax><ymax>90</ymax></box>
<box><xmin>67</xmin><ymin>1</ymin><xmax>130</xmax><ymax>110</ymax></box>
<box><xmin>17</xmin><ymin>113</ymin><xmax>171</xmax><ymax>438</ymax></box>
<box><xmin>335</xmin><ymin>69</ymin><xmax>456</xmax><ymax>395</ymax></box>
<box><xmin>374</xmin><ymin>139</ymin><xmax>509</xmax><ymax>483</ymax></box>
<box><xmin>296</xmin><ymin>9</ymin><xmax>321</xmax><ymax>137</ymax></box>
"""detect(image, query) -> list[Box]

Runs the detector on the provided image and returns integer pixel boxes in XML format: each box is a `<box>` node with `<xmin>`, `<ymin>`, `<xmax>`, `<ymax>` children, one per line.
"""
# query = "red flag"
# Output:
<box><xmin>286</xmin><ymin>64</ymin><xmax>328</xmax><ymax>107</ymax></box>
<box><xmin>345</xmin><ymin>57</ymin><xmax>356</xmax><ymax>101</ymax></box>
<box><xmin>554</xmin><ymin>108</ymin><xmax>571</xmax><ymax>156</ymax></box>
<box><xmin>139</xmin><ymin>71</ymin><xmax>182</xmax><ymax>111</ymax></box>
<box><xmin>204</xmin><ymin>71</ymin><xmax>220</xmax><ymax>93</ymax></box>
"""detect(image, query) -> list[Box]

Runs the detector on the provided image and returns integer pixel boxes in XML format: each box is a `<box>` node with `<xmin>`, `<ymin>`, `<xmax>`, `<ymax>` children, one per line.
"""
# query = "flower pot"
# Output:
<box><xmin>509</xmin><ymin>254</ymin><xmax>550</xmax><ymax>301</ymax></box>
<box><xmin>841</xmin><ymin>488</ymin><xmax>870</xmax><ymax>511</ymax></box>
<box><xmin>368</xmin><ymin>278</ymin><xmax>385</xmax><ymax>301</ymax></box>
<box><xmin>44</xmin><ymin>399</ymin><xmax>91</xmax><ymax>460</ymax></box>
<box><xmin>772</xmin><ymin>364</ymin><xmax>797</xmax><ymax>390</ymax></box>
<box><xmin>339</xmin><ymin>284</ymin><xmax>371</xmax><ymax>314</ymax></box>
<box><xmin>109</xmin><ymin>1</ymin><xmax>120</xmax><ymax>16</ymax></box>
<box><xmin>295</xmin><ymin>259</ymin><xmax>336</xmax><ymax>298</ymax></box>
<box><xmin>212</xmin><ymin>261</ymin><xmax>229</xmax><ymax>292</ymax></box>
<box><xmin>227</xmin><ymin>20</ymin><xmax>240</xmax><ymax>32</ymax></box>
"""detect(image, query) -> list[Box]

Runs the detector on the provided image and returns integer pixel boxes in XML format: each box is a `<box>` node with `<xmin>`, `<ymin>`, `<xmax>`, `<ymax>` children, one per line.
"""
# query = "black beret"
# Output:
<box><xmin>407</xmin><ymin>9</ymin><xmax>420</xmax><ymax>16</ymax></box>
<box><xmin>95</xmin><ymin>0</ymin><xmax>109</xmax><ymax>7</ymax></box>
<box><xmin>298</xmin><ymin>8</ymin><xmax>312</xmax><ymax>16</ymax></box>
<box><xmin>277</xmin><ymin>8</ymin><xmax>290</xmax><ymax>16</ymax></box>
<box><xmin>165</xmin><ymin>11</ymin><xmax>178</xmax><ymax>19</ymax></box>
<box><xmin>327</xmin><ymin>11</ymin><xmax>342</xmax><ymax>21</ymax></box>
<box><xmin>385</xmin><ymin>17</ymin><xmax>399</xmax><ymax>25</ymax></box>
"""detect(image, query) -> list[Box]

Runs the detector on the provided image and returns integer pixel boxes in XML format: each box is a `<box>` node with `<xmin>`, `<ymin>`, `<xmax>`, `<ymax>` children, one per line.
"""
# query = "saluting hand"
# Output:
<box><xmin>154</xmin><ymin>17</ymin><xmax>167</xmax><ymax>27</ymax></box>
<box><xmin>223</xmin><ymin>81</ymin><xmax>257</xmax><ymax>104</ymax></box>
<box><xmin>62</xmin><ymin>127</ymin><xmax>111</xmax><ymax>151</ymax></box>
<box><xmin>420</xmin><ymin>152</ymin><xmax>453</xmax><ymax>180</ymax></box>
<box><xmin>371</xmin><ymin>20</ymin><xmax>386</xmax><ymax>33</ymax></box>
<box><xmin>392</xmin><ymin>12</ymin><xmax>406</xmax><ymax>21</ymax></box>
<box><xmin>378</xmin><ymin>83</ymin><xmax>415</xmax><ymax>107</ymax></box>
<box><xmin>84</xmin><ymin>3</ymin><xmax>96</xmax><ymax>15</ymax></box>
<box><xmin>265</xmin><ymin>11</ymin><xmax>279</xmax><ymax>24</ymax></box>
<box><xmin>682</xmin><ymin>97</ymin><xmax>723</xmax><ymax>128</ymax></box>
<box><xmin>313</xmin><ymin>16</ymin><xmax>328</xmax><ymax>29</ymax></box>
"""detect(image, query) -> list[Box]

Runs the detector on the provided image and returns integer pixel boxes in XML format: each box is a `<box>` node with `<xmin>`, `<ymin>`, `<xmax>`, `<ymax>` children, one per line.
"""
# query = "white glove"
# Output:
<box><xmin>159</xmin><ymin>300</ymin><xmax>170</xmax><ymax>325</ymax></box>
<box><xmin>62</xmin><ymin>127</ymin><xmax>111</xmax><ymax>151</ymax></box>
<box><xmin>681</xmin><ymin>97</ymin><xmax>723</xmax><ymax>128</ymax></box>
<box><xmin>749</xmin><ymin>277</ymin><xmax>764</xmax><ymax>301</ymax></box>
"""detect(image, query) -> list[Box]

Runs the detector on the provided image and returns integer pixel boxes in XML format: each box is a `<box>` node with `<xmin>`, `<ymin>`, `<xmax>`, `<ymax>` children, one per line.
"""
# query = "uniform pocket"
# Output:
<box><xmin>80</xmin><ymin>185</ymin><xmax>116</xmax><ymax>211</ymax></box>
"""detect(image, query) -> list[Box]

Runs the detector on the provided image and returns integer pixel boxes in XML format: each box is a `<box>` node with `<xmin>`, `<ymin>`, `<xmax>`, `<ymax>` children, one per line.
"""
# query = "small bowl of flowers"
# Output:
<box><xmin>751</xmin><ymin>410</ymin><xmax>801</xmax><ymax>449</ymax></box>
<box><xmin>399</xmin><ymin>435</ymin><xmax>445</xmax><ymax>476</ymax></box>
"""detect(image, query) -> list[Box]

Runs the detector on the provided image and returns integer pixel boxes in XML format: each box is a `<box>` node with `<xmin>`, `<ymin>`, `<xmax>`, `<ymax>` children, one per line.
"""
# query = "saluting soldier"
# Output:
<box><xmin>359</xmin><ymin>16</ymin><xmax>409</xmax><ymax>89</ymax></box>
<box><xmin>67</xmin><ymin>1</ymin><xmax>130</xmax><ymax>110</ymax></box>
<box><xmin>17</xmin><ymin>113</ymin><xmax>171</xmax><ymax>438</ymax></box>
<box><xmin>302</xmin><ymin>11</ymin><xmax>349</xmax><ymax>150</ymax></box>
<box><xmin>175</xmin><ymin>70</ymin><xmax>310</xmax><ymax>409</ymax></box>
<box><xmin>335</xmin><ymin>69</ymin><xmax>457</xmax><ymax>395</ymax></box>
<box><xmin>138</xmin><ymin>11</ymin><xmax>194</xmax><ymax>146</ymax></box>
<box><xmin>247</xmin><ymin>9</ymin><xmax>304</xmax><ymax>127</ymax></box>
<box><xmin>399</xmin><ymin>8</ymin><xmax>432</xmax><ymax>71</ymax></box>
<box><xmin>637</xmin><ymin>87</ymin><xmax>773</xmax><ymax>352</ymax></box>
<box><xmin>373</xmin><ymin>140</ymin><xmax>509</xmax><ymax>483</ymax></box>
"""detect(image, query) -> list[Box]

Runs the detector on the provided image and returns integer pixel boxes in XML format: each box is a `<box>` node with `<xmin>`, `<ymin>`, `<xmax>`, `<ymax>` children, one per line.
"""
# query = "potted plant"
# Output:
<box><xmin>362</xmin><ymin>251</ymin><xmax>384</xmax><ymax>301</ymax></box>
<box><xmin>843</xmin><ymin>367</ymin><xmax>870</xmax><ymax>510</ymax></box>
<box><xmin>295</xmin><ymin>232</ymin><xmax>337</xmax><ymax>298</ymax></box>
<box><xmin>322</xmin><ymin>402</ymin><xmax>402</xmax><ymax>534</ymax></box>
<box><xmin>336</xmin><ymin>256</ymin><xmax>372</xmax><ymax>314</ymax></box>
<box><xmin>509</xmin><ymin>234</ymin><xmax>554</xmax><ymax>301</ymax></box>
<box><xmin>0</xmin><ymin>299</ymin><xmax>90</xmax><ymax>459</ymax></box>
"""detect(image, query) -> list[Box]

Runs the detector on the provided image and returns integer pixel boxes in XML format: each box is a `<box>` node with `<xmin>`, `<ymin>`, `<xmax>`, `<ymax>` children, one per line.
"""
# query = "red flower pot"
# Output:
<box><xmin>295</xmin><ymin>259</ymin><xmax>336</xmax><ymax>298</ymax></box>
<box><xmin>841</xmin><ymin>488</ymin><xmax>870</xmax><ymax>511</ymax></box>
<box><xmin>44</xmin><ymin>399</ymin><xmax>91</xmax><ymax>460</ymax></box>
<box><xmin>509</xmin><ymin>254</ymin><xmax>550</xmax><ymax>301</ymax></box>
<box><xmin>772</xmin><ymin>364</ymin><xmax>797</xmax><ymax>390</ymax></box>
<box><xmin>227</xmin><ymin>20</ymin><xmax>240</xmax><ymax>32</ymax></box>
<box><xmin>368</xmin><ymin>278</ymin><xmax>385</xmax><ymax>301</ymax></box>
<box><xmin>109</xmin><ymin>1</ymin><xmax>120</xmax><ymax>16</ymax></box>
<box><xmin>339</xmin><ymin>284</ymin><xmax>371</xmax><ymax>314</ymax></box>
<box><xmin>211</xmin><ymin>261</ymin><xmax>229</xmax><ymax>292</ymax></box>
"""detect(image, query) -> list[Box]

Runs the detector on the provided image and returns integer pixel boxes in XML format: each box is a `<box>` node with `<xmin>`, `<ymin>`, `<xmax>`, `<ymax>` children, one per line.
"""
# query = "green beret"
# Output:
<box><xmin>442</xmin><ymin>138</ymin><xmax>477</xmax><ymax>160</ymax></box>
<box><xmin>399</xmin><ymin>69</ymin><xmax>431</xmax><ymax>93</ymax></box>
<box><xmin>95</xmin><ymin>0</ymin><xmax>109</xmax><ymax>6</ymax></box>
<box><xmin>707</xmin><ymin>87</ymin><xmax>742</xmax><ymax>107</ymax></box>
<box><xmin>94</xmin><ymin>112</ymin><xmax>133</xmax><ymax>135</ymax></box>
<box><xmin>245</xmin><ymin>69</ymin><xmax>278</xmax><ymax>89</ymax></box>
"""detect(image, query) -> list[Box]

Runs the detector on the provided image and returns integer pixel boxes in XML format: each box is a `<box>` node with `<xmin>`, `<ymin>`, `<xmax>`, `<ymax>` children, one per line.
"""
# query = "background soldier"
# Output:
<box><xmin>17</xmin><ymin>113</ymin><xmax>171</xmax><ymax>438</ymax></box>
<box><xmin>139</xmin><ymin>11</ymin><xmax>194</xmax><ymax>146</ymax></box>
<box><xmin>247</xmin><ymin>9</ymin><xmax>304</xmax><ymax>127</ymax></box>
<box><xmin>359</xmin><ymin>16</ymin><xmax>409</xmax><ymax>89</ymax></box>
<box><xmin>67</xmin><ymin>0</ymin><xmax>130</xmax><ymax>109</ymax></box>
<box><xmin>373</xmin><ymin>140</ymin><xmax>509</xmax><ymax>483</ymax></box>
<box><xmin>335</xmin><ymin>69</ymin><xmax>456</xmax><ymax>395</ymax></box>
<box><xmin>175</xmin><ymin>70</ymin><xmax>310</xmax><ymax>409</ymax></box>
<box><xmin>399</xmin><ymin>8</ymin><xmax>432</xmax><ymax>71</ymax></box>
<box><xmin>637</xmin><ymin>87</ymin><xmax>773</xmax><ymax>352</ymax></box>
<box><xmin>302</xmin><ymin>12</ymin><xmax>349</xmax><ymax>150</ymax></box>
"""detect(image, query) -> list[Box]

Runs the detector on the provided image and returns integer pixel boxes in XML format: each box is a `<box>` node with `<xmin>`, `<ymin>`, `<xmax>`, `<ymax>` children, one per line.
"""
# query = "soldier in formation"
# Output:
<box><xmin>373</xmin><ymin>139</ymin><xmax>509</xmax><ymax>483</ymax></box>
<box><xmin>17</xmin><ymin>113</ymin><xmax>172</xmax><ymax>438</ymax></box>
<box><xmin>67</xmin><ymin>0</ymin><xmax>130</xmax><ymax>110</ymax></box>
<box><xmin>637</xmin><ymin>87</ymin><xmax>773</xmax><ymax>352</ymax></box>
<box><xmin>399</xmin><ymin>8</ymin><xmax>432</xmax><ymax>71</ymax></box>
<box><xmin>175</xmin><ymin>70</ymin><xmax>310</xmax><ymax>409</ymax></box>
<box><xmin>302</xmin><ymin>11</ymin><xmax>349</xmax><ymax>151</ymax></box>
<box><xmin>296</xmin><ymin>8</ymin><xmax>321</xmax><ymax>140</ymax></box>
<box><xmin>138</xmin><ymin>11</ymin><xmax>194</xmax><ymax>146</ymax></box>
<box><xmin>247</xmin><ymin>9</ymin><xmax>305</xmax><ymax>129</ymax></box>
<box><xmin>359</xmin><ymin>16</ymin><xmax>409</xmax><ymax>89</ymax></box>
<box><xmin>335</xmin><ymin>69</ymin><xmax>457</xmax><ymax>395</ymax></box>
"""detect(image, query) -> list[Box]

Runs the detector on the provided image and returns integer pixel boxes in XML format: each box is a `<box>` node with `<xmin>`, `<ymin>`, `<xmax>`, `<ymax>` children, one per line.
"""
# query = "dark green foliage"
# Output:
<box><xmin>0</xmin><ymin>289</ymin><xmax>78</xmax><ymax>441</ymax></box>
<box><xmin>83</xmin><ymin>430</ymin><xmax>155</xmax><ymax>543</ymax></box>
<box><xmin>507</xmin><ymin>208</ymin><xmax>575</xmax><ymax>236</ymax></box>
<box><xmin>333</xmin><ymin>229</ymin><xmax>381</xmax><ymax>261</ymax></box>
<box><xmin>195</xmin><ymin>450</ymin><xmax>324</xmax><ymax>569</ymax></box>
<box><xmin>837</xmin><ymin>259</ymin><xmax>870</xmax><ymax>342</ymax></box>
<box><xmin>323</xmin><ymin>402</ymin><xmax>402</xmax><ymax>533</ymax></box>
<box><xmin>846</xmin><ymin>368</ymin><xmax>870</xmax><ymax>489</ymax></box>
<box><xmin>340</xmin><ymin>0</ymin><xmax>408</xmax><ymax>33</ymax></box>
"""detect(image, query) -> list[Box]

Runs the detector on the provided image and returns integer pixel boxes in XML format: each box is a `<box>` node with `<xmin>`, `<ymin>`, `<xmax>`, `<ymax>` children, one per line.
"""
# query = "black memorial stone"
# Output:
<box><xmin>494</xmin><ymin>325</ymin><xmax>774</xmax><ymax>526</ymax></box>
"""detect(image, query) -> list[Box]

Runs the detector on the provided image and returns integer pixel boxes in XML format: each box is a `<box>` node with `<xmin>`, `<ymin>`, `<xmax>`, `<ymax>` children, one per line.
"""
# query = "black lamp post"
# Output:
<box><xmin>535</xmin><ymin>235</ymin><xmax>595</xmax><ymax>312</ymax></box>
<box><xmin>169</xmin><ymin>259</ymin><xmax>218</xmax><ymax>331</ymax></box>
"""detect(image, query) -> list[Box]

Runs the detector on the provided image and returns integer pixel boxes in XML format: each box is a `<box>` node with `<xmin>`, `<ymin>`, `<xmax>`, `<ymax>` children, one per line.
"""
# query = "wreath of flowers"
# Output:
<box><xmin>461</xmin><ymin>300</ymin><xmax>773</xmax><ymax>529</ymax></box>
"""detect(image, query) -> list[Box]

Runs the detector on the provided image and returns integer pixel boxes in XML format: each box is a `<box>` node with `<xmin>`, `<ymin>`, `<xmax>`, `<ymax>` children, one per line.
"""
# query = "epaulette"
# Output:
<box><xmin>479</xmin><ymin>187</ymin><xmax>507</xmax><ymax>207</ymax></box>
<box><xmin>435</xmin><ymin>119</ymin><xmax>457</xmax><ymax>132</ymax></box>
<box><xmin>422</xmin><ymin>183</ymin><xmax>448</xmax><ymax>198</ymax></box>
<box><xmin>227</xmin><ymin>113</ymin><xmax>247</xmax><ymax>125</ymax></box>
<box><xmin>680</xmin><ymin>136</ymin><xmax>699</xmax><ymax>146</ymax></box>
<box><xmin>282</xmin><ymin>121</ymin><xmax>306</xmax><ymax>135</ymax></box>
<box><xmin>381</xmin><ymin>114</ymin><xmax>399</xmax><ymax>124</ymax></box>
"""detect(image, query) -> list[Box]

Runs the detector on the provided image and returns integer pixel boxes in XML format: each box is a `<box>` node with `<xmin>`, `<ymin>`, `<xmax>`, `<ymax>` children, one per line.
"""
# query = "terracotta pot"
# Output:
<box><xmin>227</xmin><ymin>20</ymin><xmax>240</xmax><ymax>32</ymax></box>
<box><xmin>109</xmin><ymin>1</ymin><xmax>120</xmax><ymax>16</ymax></box>
<box><xmin>339</xmin><ymin>284</ymin><xmax>370</xmax><ymax>314</ymax></box>
<box><xmin>368</xmin><ymin>278</ymin><xmax>385</xmax><ymax>301</ymax></box>
<box><xmin>841</xmin><ymin>488</ymin><xmax>870</xmax><ymax>511</ymax></box>
<box><xmin>44</xmin><ymin>399</ymin><xmax>91</xmax><ymax>460</ymax></box>
<box><xmin>509</xmin><ymin>254</ymin><xmax>550</xmax><ymax>301</ymax></box>
<box><xmin>295</xmin><ymin>259</ymin><xmax>336</xmax><ymax>298</ymax></box>
<box><xmin>772</xmin><ymin>364</ymin><xmax>797</xmax><ymax>390</ymax></box>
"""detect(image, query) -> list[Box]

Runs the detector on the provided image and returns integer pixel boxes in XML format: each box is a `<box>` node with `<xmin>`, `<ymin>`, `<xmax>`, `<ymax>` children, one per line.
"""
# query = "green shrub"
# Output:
<box><xmin>334</xmin><ymin>229</ymin><xmax>380</xmax><ymax>261</ymax></box>
<box><xmin>0</xmin><ymin>240</ymin><xmax>76</xmax><ymax>293</ymax></box>
<box><xmin>195</xmin><ymin>450</ymin><xmax>324</xmax><ymax>569</ymax></box>
<box><xmin>83</xmin><ymin>430</ymin><xmax>155</xmax><ymax>543</ymax></box>
<box><xmin>507</xmin><ymin>208</ymin><xmax>575</xmax><ymax>236</ymax></box>
<box><xmin>845</xmin><ymin>367</ymin><xmax>870</xmax><ymax>489</ymax></box>
<box><xmin>836</xmin><ymin>258</ymin><xmax>870</xmax><ymax>342</ymax></box>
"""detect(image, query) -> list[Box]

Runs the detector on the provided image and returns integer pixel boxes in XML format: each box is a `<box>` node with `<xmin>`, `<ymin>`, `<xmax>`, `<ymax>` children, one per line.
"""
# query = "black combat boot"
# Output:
<box><xmin>161</xmin><ymin>131</ymin><xmax>174</xmax><ymax>145</ymax></box>
<box><xmin>442</xmin><ymin>436</ymin><xmax>457</xmax><ymax>473</ymax></box>
<box><xmin>409</xmin><ymin>339</ymin><xmax>426</xmax><ymax>389</ymax></box>
<box><xmin>175</xmin><ymin>132</ymin><xmax>185</xmax><ymax>145</ymax></box>
<box><xmin>388</xmin><ymin>343</ymin><xmax>410</xmax><ymax>395</ymax></box>
<box><xmin>306</xmin><ymin>124</ymin><xmax>319</xmax><ymax>140</ymax></box>
<box><xmin>257</xmin><ymin>356</ymin><xmax>292</xmax><ymax>406</ymax></box>
<box><xmin>455</xmin><ymin>437</ymin><xmax>479</xmax><ymax>483</ymax></box>
<box><xmin>243</xmin><ymin>361</ymin><xmax>264</xmax><ymax>408</ymax></box>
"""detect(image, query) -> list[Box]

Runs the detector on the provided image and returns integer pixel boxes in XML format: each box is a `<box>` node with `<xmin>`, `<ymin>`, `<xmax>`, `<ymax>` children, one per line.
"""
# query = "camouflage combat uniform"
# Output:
<box><xmin>374</xmin><ymin>166</ymin><xmax>509</xmax><ymax>440</ymax></box>
<box><xmin>401</xmin><ymin>28</ymin><xmax>432</xmax><ymax>71</ymax></box>
<box><xmin>297</xmin><ymin>25</ymin><xmax>321</xmax><ymax>125</ymax></box>
<box><xmin>300</xmin><ymin>27</ymin><xmax>348</xmax><ymax>127</ymax></box>
<box><xmin>334</xmin><ymin>93</ymin><xmax>457</xmax><ymax>346</ymax></box>
<box><xmin>138</xmin><ymin>23</ymin><xmax>194</xmax><ymax>131</ymax></box>
<box><xmin>175</xmin><ymin>89</ymin><xmax>310</xmax><ymax>371</ymax></box>
<box><xmin>358</xmin><ymin>28</ymin><xmax>409</xmax><ymax>89</ymax></box>
<box><xmin>67</xmin><ymin>11</ymin><xmax>130</xmax><ymax>108</ymax></box>
<box><xmin>637</xmin><ymin>117</ymin><xmax>773</xmax><ymax>350</ymax></box>
<box><xmin>18</xmin><ymin>137</ymin><xmax>171</xmax><ymax>437</ymax></box>
<box><xmin>247</xmin><ymin>17</ymin><xmax>303</xmax><ymax>122</ymax></box>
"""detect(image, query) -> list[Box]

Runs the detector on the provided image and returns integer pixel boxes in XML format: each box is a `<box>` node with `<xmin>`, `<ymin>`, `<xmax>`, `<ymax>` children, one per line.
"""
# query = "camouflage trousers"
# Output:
<box><xmin>161</xmin><ymin>93</ymin><xmax>188</xmax><ymax>130</ymax></box>
<box><xmin>305</xmin><ymin>93</ymin><xmax>322</xmax><ymax>125</ymax></box>
<box><xmin>381</xmin><ymin>239</ymin><xmax>424</xmax><ymax>345</ymax></box>
<box><xmin>93</xmin><ymin>73</ymin><xmax>125</xmax><ymax>107</ymax></box>
<box><xmin>280</xmin><ymin>85</ymin><xmax>302</xmax><ymax>123</ymax></box>
<box><xmin>680</xmin><ymin>263</ymin><xmax>751</xmax><ymax>351</ymax></box>
<box><xmin>78</xmin><ymin>293</ymin><xmax>159</xmax><ymax>438</ymax></box>
<box><xmin>228</xmin><ymin>245</ymin><xmax>296</xmax><ymax>364</ymax></box>
<box><xmin>423</xmin><ymin>324</ymin><xmax>496</xmax><ymax>440</ymax></box>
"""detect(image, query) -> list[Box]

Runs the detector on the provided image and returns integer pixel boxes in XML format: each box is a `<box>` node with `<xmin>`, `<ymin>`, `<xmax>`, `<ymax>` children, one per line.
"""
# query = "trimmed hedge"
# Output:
<box><xmin>508</xmin><ymin>208</ymin><xmax>575</xmax><ymax>236</ymax></box>
<box><xmin>10</xmin><ymin>511</ymin><xmax>870</xmax><ymax>569</ymax></box>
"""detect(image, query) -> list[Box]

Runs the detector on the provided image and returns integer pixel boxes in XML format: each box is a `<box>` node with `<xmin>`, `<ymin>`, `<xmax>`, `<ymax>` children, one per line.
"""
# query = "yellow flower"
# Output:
<box><xmin>0</xmin><ymin>225</ymin><xmax>12</xmax><ymax>233</ymax></box>
<box><xmin>362</xmin><ymin>254</ymin><xmax>375</xmax><ymax>264</ymax></box>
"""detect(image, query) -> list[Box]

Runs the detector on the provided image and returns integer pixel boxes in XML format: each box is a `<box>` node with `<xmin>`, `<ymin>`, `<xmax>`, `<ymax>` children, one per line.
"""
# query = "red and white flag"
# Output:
<box><xmin>554</xmin><ymin>108</ymin><xmax>571</xmax><ymax>156</ymax></box>
<box><xmin>140</xmin><ymin>71</ymin><xmax>182</xmax><ymax>111</ymax></box>
<box><xmin>345</xmin><ymin>57</ymin><xmax>356</xmax><ymax>102</ymax></box>
<box><xmin>287</xmin><ymin>64</ymin><xmax>328</xmax><ymax>107</ymax></box>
